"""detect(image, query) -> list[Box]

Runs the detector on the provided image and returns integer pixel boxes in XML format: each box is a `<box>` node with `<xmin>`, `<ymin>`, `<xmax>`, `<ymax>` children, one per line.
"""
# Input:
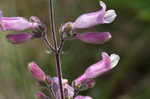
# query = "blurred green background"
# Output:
<box><xmin>0</xmin><ymin>0</ymin><xmax>150</xmax><ymax>99</ymax></box>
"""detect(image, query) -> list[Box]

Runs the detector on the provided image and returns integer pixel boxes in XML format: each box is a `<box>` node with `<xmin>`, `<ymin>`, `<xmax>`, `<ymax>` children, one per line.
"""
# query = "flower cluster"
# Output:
<box><xmin>27</xmin><ymin>2</ymin><xmax>120</xmax><ymax>98</ymax></box>
<box><xmin>0</xmin><ymin>1</ymin><xmax>120</xmax><ymax>99</ymax></box>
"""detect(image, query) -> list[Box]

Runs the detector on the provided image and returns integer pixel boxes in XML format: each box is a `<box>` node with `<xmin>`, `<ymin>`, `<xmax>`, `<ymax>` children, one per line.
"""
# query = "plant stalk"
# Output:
<box><xmin>48</xmin><ymin>0</ymin><xmax>65</xmax><ymax>99</ymax></box>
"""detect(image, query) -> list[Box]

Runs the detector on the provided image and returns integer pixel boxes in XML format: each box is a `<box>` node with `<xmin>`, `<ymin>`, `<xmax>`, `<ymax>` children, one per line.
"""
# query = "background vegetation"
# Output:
<box><xmin>0</xmin><ymin>0</ymin><xmax>150</xmax><ymax>99</ymax></box>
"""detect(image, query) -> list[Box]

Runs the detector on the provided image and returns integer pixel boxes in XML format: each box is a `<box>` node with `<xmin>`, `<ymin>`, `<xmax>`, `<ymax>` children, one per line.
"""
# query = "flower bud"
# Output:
<box><xmin>74</xmin><ymin>96</ymin><xmax>93</xmax><ymax>99</ymax></box>
<box><xmin>6</xmin><ymin>33</ymin><xmax>33</xmax><ymax>44</ymax></box>
<box><xmin>74</xmin><ymin>52</ymin><xmax>120</xmax><ymax>85</ymax></box>
<box><xmin>60</xmin><ymin>22</ymin><xmax>73</xmax><ymax>33</ymax></box>
<box><xmin>28</xmin><ymin>62</ymin><xmax>46</xmax><ymax>81</ymax></box>
<box><xmin>36</xmin><ymin>91</ymin><xmax>49</xmax><ymax>99</ymax></box>
<box><xmin>75</xmin><ymin>32</ymin><xmax>111</xmax><ymax>44</ymax></box>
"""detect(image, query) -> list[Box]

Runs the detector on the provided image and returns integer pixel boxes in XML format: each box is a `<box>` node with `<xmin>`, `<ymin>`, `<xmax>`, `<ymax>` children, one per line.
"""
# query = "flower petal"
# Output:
<box><xmin>97</xmin><ymin>1</ymin><xmax>107</xmax><ymax>22</ymax></box>
<box><xmin>110</xmin><ymin>53</ymin><xmax>120</xmax><ymax>68</ymax></box>
<box><xmin>104</xmin><ymin>10</ymin><xmax>117</xmax><ymax>23</ymax></box>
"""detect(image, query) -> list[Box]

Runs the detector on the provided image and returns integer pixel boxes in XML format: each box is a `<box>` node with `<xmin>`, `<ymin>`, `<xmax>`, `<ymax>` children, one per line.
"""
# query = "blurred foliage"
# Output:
<box><xmin>0</xmin><ymin>0</ymin><xmax>150</xmax><ymax>99</ymax></box>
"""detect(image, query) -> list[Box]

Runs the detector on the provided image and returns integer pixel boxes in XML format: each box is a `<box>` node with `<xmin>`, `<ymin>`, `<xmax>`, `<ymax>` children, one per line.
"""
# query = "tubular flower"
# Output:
<box><xmin>74</xmin><ymin>96</ymin><xmax>93</xmax><ymax>99</ymax></box>
<box><xmin>74</xmin><ymin>52</ymin><xmax>120</xmax><ymax>85</ymax></box>
<box><xmin>6</xmin><ymin>33</ymin><xmax>34</xmax><ymax>44</ymax></box>
<box><xmin>28</xmin><ymin>62</ymin><xmax>46</xmax><ymax>81</ymax></box>
<box><xmin>71</xmin><ymin>1</ymin><xmax>117</xmax><ymax>30</ymax></box>
<box><xmin>75</xmin><ymin>32</ymin><xmax>111</xmax><ymax>44</ymax></box>
<box><xmin>0</xmin><ymin>11</ymin><xmax>39</xmax><ymax>31</ymax></box>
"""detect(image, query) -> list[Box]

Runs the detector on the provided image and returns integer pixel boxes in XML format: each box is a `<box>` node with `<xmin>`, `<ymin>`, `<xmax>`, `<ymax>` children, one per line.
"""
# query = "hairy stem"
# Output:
<box><xmin>48</xmin><ymin>0</ymin><xmax>65</xmax><ymax>99</ymax></box>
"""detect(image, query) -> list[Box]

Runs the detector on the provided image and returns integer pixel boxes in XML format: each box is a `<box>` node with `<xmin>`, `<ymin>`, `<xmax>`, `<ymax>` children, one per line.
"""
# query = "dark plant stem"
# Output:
<box><xmin>48</xmin><ymin>0</ymin><xmax>65</xmax><ymax>99</ymax></box>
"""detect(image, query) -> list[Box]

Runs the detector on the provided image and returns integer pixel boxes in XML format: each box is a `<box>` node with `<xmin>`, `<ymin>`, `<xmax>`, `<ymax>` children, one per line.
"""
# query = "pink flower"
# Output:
<box><xmin>52</xmin><ymin>77</ymin><xmax>74</xmax><ymax>99</ymax></box>
<box><xmin>0</xmin><ymin>11</ymin><xmax>39</xmax><ymax>31</ymax></box>
<box><xmin>74</xmin><ymin>52</ymin><xmax>120</xmax><ymax>85</ymax></box>
<box><xmin>28</xmin><ymin>62</ymin><xmax>46</xmax><ymax>81</ymax></box>
<box><xmin>71</xmin><ymin>1</ymin><xmax>117</xmax><ymax>29</ymax></box>
<box><xmin>74</xmin><ymin>96</ymin><xmax>93</xmax><ymax>99</ymax></box>
<box><xmin>75</xmin><ymin>32</ymin><xmax>111</xmax><ymax>44</ymax></box>
<box><xmin>36</xmin><ymin>91</ymin><xmax>49</xmax><ymax>99</ymax></box>
<box><xmin>6</xmin><ymin>33</ymin><xmax>34</xmax><ymax>44</ymax></box>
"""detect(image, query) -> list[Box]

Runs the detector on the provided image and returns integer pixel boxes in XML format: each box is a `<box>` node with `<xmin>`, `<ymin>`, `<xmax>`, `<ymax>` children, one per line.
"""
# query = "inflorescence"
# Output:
<box><xmin>0</xmin><ymin>1</ymin><xmax>120</xmax><ymax>99</ymax></box>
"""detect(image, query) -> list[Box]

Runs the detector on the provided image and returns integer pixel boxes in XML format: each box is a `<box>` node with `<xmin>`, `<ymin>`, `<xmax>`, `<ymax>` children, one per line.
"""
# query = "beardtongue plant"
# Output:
<box><xmin>0</xmin><ymin>0</ymin><xmax>120</xmax><ymax>99</ymax></box>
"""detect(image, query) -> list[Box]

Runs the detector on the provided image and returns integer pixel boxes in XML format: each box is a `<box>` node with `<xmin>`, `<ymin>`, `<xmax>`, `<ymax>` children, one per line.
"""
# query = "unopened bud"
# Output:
<box><xmin>6</xmin><ymin>33</ymin><xmax>34</xmax><ymax>44</ymax></box>
<box><xmin>60</xmin><ymin>22</ymin><xmax>73</xmax><ymax>33</ymax></box>
<box><xmin>28</xmin><ymin>62</ymin><xmax>46</xmax><ymax>81</ymax></box>
<box><xmin>75</xmin><ymin>32</ymin><xmax>112</xmax><ymax>44</ymax></box>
